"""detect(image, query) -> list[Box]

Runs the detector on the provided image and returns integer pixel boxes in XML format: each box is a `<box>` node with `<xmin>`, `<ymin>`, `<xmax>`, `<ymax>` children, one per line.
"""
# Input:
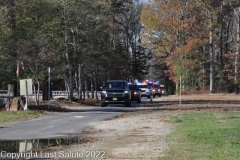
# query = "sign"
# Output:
<box><xmin>20</xmin><ymin>79</ymin><xmax>33</xmax><ymax>95</ymax></box>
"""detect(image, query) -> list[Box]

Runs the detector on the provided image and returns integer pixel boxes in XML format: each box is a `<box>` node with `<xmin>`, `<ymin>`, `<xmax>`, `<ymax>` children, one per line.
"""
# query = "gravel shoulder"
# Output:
<box><xmin>58</xmin><ymin>111</ymin><xmax>176</xmax><ymax>160</ymax></box>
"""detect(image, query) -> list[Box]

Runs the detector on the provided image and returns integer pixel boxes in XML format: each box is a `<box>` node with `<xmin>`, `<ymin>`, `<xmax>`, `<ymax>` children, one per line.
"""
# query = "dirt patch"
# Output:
<box><xmin>141</xmin><ymin>94</ymin><xmax>240</xmax><ymax>112</ymax></box>
<box><xmin>159</xmin><ymin>93</ymin><xmax>240</xmax><ymax>101</ymax></box>
<box><xmin>27</xmin><ymin>99</ymin><xmax>98</xmax><ymax>110</ymax></box>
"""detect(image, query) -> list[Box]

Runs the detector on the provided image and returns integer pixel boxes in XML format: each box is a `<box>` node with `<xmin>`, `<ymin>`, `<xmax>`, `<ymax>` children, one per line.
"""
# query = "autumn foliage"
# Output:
<box><xmin>140</xmin><ymin>0</ymin><xmax>240</xmax><ymax>94</ymax></box>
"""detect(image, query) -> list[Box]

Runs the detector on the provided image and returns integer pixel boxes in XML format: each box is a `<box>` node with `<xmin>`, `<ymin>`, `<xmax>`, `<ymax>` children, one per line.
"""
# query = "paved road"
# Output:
<box><xmin>0</xmin><ymin>97</ymin><xmax>155</xmax><ymax>140</ymax></box>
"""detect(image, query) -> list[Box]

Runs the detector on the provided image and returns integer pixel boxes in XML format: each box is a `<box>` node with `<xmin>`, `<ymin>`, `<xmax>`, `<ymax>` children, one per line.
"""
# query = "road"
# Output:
<box><xmin>0</xmin><ymin>97</ymin><xmax>155</xmax><ymax>140</ymax></box>
<box><xmin>2</xmin><ymin>93</ymin><xmax>239</xmax><ymax>140</ymax></box>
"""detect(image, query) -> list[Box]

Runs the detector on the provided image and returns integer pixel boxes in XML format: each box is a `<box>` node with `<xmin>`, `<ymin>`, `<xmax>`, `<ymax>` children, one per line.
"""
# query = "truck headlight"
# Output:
<box><xmin>101</xmin><ymin>91</ymin><xmax>107</xmax><ymax>96</ymax></box>
<box><xmin>124</xmin><ymin>91</ymin><xmax>129</xmax><ymax>94</ymax></box>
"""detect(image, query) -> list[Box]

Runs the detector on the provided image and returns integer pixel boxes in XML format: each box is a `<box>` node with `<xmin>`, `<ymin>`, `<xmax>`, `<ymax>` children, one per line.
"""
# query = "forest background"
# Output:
<box><xmin>0</xmin><ymin>0</ymin><xmax>240</xmax><ymax>103</ymax></box>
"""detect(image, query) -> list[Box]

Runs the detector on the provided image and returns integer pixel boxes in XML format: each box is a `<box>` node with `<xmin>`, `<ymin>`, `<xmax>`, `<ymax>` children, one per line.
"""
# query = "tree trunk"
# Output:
<box><xmin>85</xmin><ymin>80</ymin><xmax>89</xmax><ymax>98</ymax></box>
<box><xmin>94</xmin><ymin>73</ymin><xmax>98</xmax><ymax>101</ymax></box>
<box><xmin>37</xmin><ymin>81</ymin><xmax>40</xmax><ymax>105</ymax></box>
<box><xmin>82</xmin><ymin>64</ymin><xmax>85</xmax><ymax>100</ymax></box>
<box><xmin>7</xmin><ymin>0</ymin><xmax>16</xmax><ymax>31</ymax></box>
<box><xmin>42</xmin><ymin>82</ymin><xmax>52</xmax><ymax>100</ymax></box>
<box><xmin>74</xmin><ymin>65</ymin><xmax>78</xmax><ymax>97</ymax></box>
<box><xmin>209</xmin><ymin>25</ymin><xmax>215</xmax><ymax>93</ymax></box>
<box><xmin>64</xmin><ymin>77</ymin><xmax>69</xmax><ymax>98</ymax></box>
<box><xmin>91</xmin><ymin>79</ymin><xmax>94</xmax><ymax>99</ymax></box>
<box><xmin>63</xmin><ymin>0</ymin><xmax>73</xmax><ymax>101</ymax></box>
<box><xmin>176</xmin><ymin>83</ymin><xmax>178</xmax><ymax>95</ymax></box>
<box><xmin>234</xmin><ymin>7</ymin><xmax>240</xmax><ymax>94</ymax></box>
<box><xmin>33</xmin><ymin>85</ymin><xmax>37</xmax><ymax>105</ymax></box>
<box><xmin>7</xmin><ymin>84</ymin><xmax>14</xmax><ymax>97</ymax></box>
<box><xmin>33</xmin><ymin>84</ymin><xmax>39</xmax><ymax>105</ymax></box>
<box><xmin>79</xmin><ymin>64</ymin><xmax>86</xmax><ymax>100</ymax></box>
<box><xmin>78</xmin><ymin>64</ymin><xmax>83</xmax><ymax>100</ymax></box>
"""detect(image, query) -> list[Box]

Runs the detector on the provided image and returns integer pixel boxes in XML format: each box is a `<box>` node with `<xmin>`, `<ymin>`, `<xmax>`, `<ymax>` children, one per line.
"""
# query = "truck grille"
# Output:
<box><xmin>107</xmin><ymin>93</ymin><xmax>124</xmax><ymax>97</ymax></box>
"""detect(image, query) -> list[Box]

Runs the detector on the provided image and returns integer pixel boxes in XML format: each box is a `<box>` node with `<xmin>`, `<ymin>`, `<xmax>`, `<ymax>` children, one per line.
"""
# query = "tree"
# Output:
<box><xmin>139</xmin><ymin>0</ymin><xmax>240</xmax><ymax>94</ymax></box>
<box><xmin>0</xmin><ymin>0</ymin><xmax>162</xmax><ymax>102</ymax></box>
<box><xmin>0</xmin><ymin>0</ymin><xmax>17</xmax><ymax>87</ymax></box>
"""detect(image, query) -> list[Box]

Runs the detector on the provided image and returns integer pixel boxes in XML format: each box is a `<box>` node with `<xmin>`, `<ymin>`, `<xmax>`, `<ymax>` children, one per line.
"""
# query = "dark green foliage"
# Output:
<box><xmin>0</xmin><ymin>0</ymin><xmax>151</xmax><ymax>94</ymax></box>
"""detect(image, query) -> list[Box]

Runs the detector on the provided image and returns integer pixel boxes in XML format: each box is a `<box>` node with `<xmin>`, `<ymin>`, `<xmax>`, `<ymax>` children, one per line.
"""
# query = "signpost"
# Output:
<box><xmin>20</xmin><ymin>79</ymin><xmax>33</xmax><ymax>111</ymax></box>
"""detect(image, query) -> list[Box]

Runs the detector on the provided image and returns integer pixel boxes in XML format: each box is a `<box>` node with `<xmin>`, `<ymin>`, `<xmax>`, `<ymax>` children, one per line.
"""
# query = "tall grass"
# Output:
<box><xmin>162</xmin><ymin>112</ymin><xmax>240</xmax><ymax>160</ymax></box>
<box><xmin>0</xmin><ymin>110</ymin><xmax>43</xmax><ymax>124</ymax></box>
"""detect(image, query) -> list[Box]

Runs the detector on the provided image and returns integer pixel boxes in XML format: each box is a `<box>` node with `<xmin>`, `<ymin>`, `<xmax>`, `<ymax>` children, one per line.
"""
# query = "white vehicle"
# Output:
<box><xmin>137</xmin><ymin>84</ymin><xmax>153</xmax><ymax>98</ymax></box>
<box><xmin>160</xmin><ymin>85</ymin><xmax>168</xmax><ymax>96</ymax></box>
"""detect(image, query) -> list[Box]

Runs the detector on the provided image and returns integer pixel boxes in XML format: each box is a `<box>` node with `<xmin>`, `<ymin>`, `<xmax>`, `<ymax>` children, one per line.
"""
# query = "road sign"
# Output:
<box><xmin>20</xmin><ymin>79</ymin><xmax>33</xmax><ymax>96</ymax></box>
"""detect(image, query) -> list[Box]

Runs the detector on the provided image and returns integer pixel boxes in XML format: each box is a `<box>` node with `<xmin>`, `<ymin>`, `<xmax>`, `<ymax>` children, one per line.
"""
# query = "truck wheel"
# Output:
<box><xmin>101</xmin><ymin>103</ymin><xmax>106</xmax><ymax>107</ymax></box>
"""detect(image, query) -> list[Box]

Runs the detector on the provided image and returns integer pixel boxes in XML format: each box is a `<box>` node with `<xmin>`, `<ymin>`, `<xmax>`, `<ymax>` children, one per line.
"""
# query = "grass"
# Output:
<box><xmin>161</xmin><ymin>112</ymin><xmax>240</xmax><ymax>160</ymax></box>
<box><xmin>0</xmin><ymin>110</ymin><xmax>43</xmax><ymax>124</ymax></box>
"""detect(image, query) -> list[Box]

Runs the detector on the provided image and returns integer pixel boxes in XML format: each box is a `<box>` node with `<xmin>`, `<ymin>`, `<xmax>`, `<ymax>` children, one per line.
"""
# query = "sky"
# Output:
<box><xmin>139</xmin><ymin>0</ymin><xmax>152</xmax><ymax>4</ymax></box>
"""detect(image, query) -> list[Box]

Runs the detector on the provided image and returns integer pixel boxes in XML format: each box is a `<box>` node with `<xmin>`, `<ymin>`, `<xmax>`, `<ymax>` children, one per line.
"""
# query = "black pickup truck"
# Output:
<box><xmin>101</xmin><ymin>80</ymin><xmax>131</xmax><ymax>107</ymax></box>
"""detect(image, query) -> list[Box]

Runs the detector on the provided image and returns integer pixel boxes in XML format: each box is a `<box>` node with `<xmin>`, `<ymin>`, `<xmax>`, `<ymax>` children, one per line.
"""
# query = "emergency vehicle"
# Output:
<box><xmin>133</xmin><ymin>80</ymin><xmax>159</xmax><ymax>98</ymax></box>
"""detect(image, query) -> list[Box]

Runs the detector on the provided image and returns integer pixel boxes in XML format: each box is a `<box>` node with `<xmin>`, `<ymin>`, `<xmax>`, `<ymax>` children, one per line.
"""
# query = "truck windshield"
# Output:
<box><xmin>105</xmin><ymin>82</ymin><xmax>127</xmax><ymax>89</ymax></box>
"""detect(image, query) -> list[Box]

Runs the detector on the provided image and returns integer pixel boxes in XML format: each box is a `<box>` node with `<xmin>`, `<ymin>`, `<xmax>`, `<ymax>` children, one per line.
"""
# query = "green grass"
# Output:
<box><xmin>161</xmin><ymin>112</ymin><xmax>240</xmax><ymax>160</ymax></box>
<box><xmin>0</xmin><ymin>110</ymin><xmax>43</xmax><ymax>124</ymax></box>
